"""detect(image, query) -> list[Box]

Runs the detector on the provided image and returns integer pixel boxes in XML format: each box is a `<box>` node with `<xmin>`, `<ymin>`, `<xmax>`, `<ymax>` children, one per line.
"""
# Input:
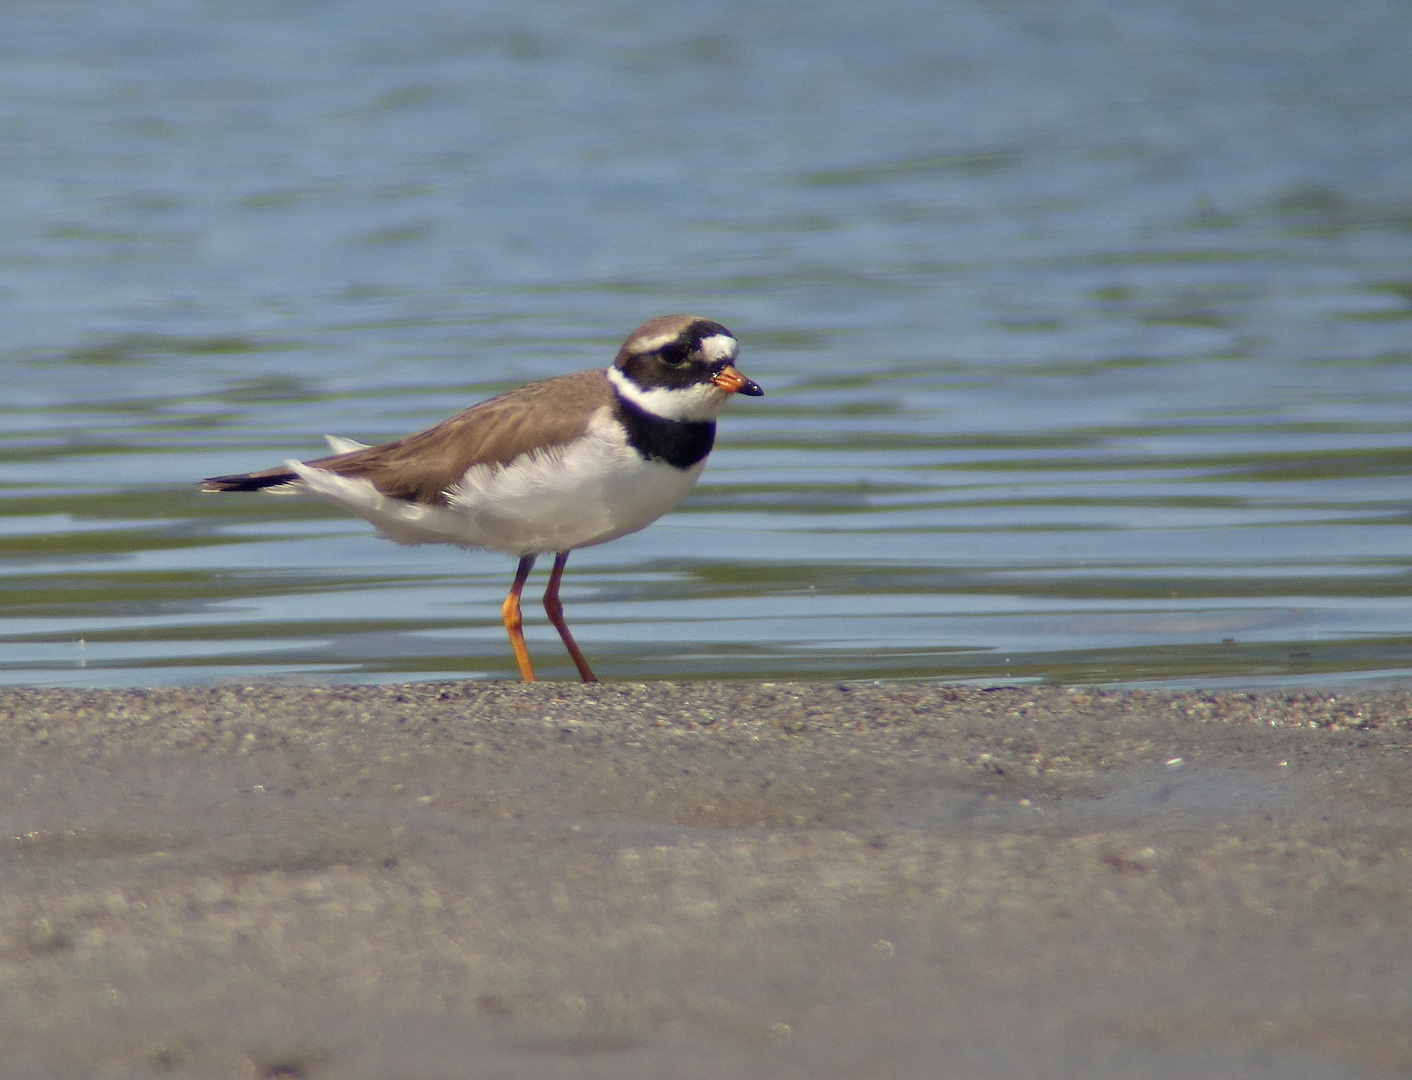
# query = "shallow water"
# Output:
<box><xmin>2</xmin><ymin>0</ymin><xmax>1412</xmax><ymax>687</ymax></box>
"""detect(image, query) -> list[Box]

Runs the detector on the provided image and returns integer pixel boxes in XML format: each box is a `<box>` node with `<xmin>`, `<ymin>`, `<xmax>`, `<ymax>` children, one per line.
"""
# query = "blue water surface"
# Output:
<box><xmin>2</xmin><ymin>0</ymin><xmax>1411</xmax><ymax>686</ymax></box>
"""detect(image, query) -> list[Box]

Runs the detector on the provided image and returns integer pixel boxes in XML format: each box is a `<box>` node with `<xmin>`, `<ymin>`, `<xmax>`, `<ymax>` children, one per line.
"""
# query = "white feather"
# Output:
<box><xmin>323</xmin><ymin>434</ymin><xmax>370</xmax><ymax>453</ymax></box>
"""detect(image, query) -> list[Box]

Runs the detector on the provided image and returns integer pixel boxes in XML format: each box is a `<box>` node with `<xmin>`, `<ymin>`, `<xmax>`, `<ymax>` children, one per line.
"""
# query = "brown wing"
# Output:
<box><xmin>203</xmin><ymin>368</ymin><xmax>614</xmax><ymax>505</ymax></box>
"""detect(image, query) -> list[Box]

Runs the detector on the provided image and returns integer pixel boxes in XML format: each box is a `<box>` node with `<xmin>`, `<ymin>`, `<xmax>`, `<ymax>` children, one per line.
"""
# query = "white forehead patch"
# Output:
<box><xmin>699</xmin><ymin>334</ymin><xmax>738</xmax><ymax>363</ymax></box>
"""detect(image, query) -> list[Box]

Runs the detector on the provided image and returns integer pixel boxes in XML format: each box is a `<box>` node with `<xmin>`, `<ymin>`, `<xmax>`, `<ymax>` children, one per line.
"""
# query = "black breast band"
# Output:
<box><xmin>613</xmin><ymin>396</ymin><xmax>716</xmax><ymax>469</ymax></box>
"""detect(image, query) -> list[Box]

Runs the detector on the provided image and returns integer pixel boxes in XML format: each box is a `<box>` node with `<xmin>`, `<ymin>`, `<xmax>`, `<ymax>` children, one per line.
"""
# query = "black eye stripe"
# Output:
<box><xmin>658</xmin><ymin>342</ymin><xmax>691</xmax><ymax>366</ymax></box>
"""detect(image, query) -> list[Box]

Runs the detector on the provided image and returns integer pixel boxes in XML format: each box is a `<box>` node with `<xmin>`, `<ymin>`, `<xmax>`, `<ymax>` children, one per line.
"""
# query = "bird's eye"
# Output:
<box><xmin>658</xmin><ymin>344</ymin><xmax>691</xmax><ymax>368</ymax></box>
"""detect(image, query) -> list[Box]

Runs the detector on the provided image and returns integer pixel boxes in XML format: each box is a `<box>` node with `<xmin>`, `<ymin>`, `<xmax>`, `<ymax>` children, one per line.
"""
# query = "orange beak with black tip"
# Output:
<box><xmin>711</xmin><ymin>364</ymin><xmax>764</xmax><ymax>396</ymax></box>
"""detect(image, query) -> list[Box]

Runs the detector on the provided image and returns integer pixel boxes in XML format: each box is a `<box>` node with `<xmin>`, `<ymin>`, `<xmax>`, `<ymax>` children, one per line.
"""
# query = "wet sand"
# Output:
<box><xmin>0</xmin><ymin>680</ymin><xmax>1409</xmax><ymax>1079</ymax></box>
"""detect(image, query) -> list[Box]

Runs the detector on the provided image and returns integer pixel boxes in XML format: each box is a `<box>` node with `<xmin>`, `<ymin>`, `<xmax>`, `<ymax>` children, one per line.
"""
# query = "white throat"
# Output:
<box><xmin>607</xmin><ymin>366</ymin><xmax>730</xmax><ymax>422</ymax></box>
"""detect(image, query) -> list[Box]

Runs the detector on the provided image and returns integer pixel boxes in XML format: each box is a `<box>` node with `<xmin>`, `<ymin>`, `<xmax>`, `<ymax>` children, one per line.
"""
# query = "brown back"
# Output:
<box><xmin>299</xmin><ymin>368</ymin><xmax>614</xmax><ymax>504</ymax></box>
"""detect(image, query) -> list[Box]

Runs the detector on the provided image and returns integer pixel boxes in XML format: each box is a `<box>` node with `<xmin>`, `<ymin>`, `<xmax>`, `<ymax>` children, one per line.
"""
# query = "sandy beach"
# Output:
<box><xmin>0</xmin><ymin>680</ymin><xmax>1409</xmax><ymax>1079</ymax></box>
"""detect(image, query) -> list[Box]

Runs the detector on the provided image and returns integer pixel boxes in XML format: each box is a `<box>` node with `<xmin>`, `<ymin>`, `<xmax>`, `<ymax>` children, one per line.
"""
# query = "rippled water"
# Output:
<box><xmin>2</xmin><ymin>0</ymin><xmax>1411</xmax><ymax>687</ymax></box>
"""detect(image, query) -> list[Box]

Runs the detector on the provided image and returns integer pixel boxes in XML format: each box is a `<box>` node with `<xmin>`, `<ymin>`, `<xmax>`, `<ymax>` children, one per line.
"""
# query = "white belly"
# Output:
<box><xmin>287</xmin><ymin>427</ymin><xmax>705</xmax><ymax>557</ymax></box>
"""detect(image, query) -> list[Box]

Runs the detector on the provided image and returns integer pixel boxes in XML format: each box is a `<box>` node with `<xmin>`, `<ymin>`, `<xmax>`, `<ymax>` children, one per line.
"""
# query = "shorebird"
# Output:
<box><xmin>202</xmin><ymin>315</ymin><xmax>763</xmax><ymax>681</ymax></box>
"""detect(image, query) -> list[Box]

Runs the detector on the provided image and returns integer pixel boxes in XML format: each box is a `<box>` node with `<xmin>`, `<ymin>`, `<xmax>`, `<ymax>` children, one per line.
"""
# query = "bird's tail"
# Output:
<box><xmin>201</xmin><ymin>466</ymin><xmax>301</xmax><ymax>493</ymax></box>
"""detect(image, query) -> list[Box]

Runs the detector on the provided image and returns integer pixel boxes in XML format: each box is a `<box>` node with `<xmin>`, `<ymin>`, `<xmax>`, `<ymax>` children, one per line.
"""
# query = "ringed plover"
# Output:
<box><xmin>202</xmin><ymin>315</ymin><xmax>763</xmax><ymax>682</ymax></box>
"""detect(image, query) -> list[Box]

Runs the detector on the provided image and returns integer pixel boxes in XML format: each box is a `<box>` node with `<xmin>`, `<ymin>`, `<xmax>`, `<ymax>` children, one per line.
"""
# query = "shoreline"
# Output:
<box><xmin>1</xmin><ymin>681</ymin><xmax>1409</xmax><ymax>1078</ymax></box>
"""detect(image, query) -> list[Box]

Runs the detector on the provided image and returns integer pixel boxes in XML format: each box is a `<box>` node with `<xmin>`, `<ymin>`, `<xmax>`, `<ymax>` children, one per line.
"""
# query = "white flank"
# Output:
<box><xmin>285</xmin><ymin>413</ymin><xmax>705</xmax><ymax>556</ymax></box>
<box><xmin>606</xmin><ymin>365</ymin><xmax>731</xmax><ymax>422</ymax></box>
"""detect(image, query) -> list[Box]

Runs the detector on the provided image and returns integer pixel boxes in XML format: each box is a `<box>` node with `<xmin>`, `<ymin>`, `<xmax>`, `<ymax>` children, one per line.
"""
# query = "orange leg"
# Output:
<box><xmin>543</xmin><ymin>551</ymin><xmax>598</xmax><ymax>683</ymax></box>
<box><xmin>501</xmin><ymin>554</ymin><xmax>537</xmax><ymax>681</ymax></box>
